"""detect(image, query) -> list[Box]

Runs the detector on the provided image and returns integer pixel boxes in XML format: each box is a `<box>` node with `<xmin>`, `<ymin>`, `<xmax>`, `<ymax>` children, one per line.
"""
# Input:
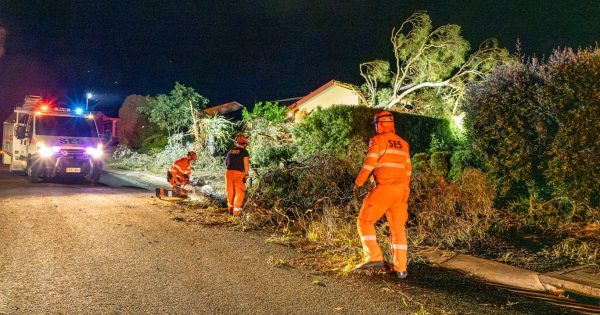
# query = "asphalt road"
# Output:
<box><xmin>0</xmin><ymin>167</ymin><xmax>575</xmax><ymax>314</ymax></box>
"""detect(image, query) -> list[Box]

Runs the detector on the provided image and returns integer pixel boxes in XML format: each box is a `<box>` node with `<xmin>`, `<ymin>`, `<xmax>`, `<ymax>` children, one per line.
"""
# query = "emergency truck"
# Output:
<box><xmin>2</xmin><ymin>95</ymin><xmax>104</xmax><ymax>183</ymax></box>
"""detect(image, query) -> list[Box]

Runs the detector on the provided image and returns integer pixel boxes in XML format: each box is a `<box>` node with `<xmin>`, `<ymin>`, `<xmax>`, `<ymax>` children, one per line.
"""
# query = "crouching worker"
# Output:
<box><xmin>225</xmin><ymin>136</ymin><xmax>249</xmax><ymax>216</ymax></box>
<box><xmin>157</xmin><ymin>150</ymin><xmax>197</xmax><ymax>198</ymax></box>
<box><xmin>353</xmin><ymin>110</ymin><xmax>412</xmax><ymax>279</ymax></box>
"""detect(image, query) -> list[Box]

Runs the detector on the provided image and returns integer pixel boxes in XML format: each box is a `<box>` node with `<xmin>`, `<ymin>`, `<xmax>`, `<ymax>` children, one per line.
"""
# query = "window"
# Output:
<box><xmin>35</xmin><ymin>116</ymin><xmax>98</xmax><ymax>138</ymax></box>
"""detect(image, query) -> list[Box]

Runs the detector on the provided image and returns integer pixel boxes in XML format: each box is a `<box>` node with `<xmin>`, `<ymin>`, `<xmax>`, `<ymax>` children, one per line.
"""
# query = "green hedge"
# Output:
<box><xmin>293</xmin><ymin>105</ymin><xmax>453</xmax><ymax>158</ymax></box>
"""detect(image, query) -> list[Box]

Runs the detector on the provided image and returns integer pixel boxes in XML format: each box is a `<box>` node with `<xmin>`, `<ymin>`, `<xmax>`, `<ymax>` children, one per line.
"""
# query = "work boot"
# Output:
<box><xmin>396</xmin><ymin>271</ymin><xmax>408</xmax><ymax>279</ymax></box>
<box><xmin>353</xmin><ymin>261</ymin><xmax>385</xmax><ymax>270</ymax></box>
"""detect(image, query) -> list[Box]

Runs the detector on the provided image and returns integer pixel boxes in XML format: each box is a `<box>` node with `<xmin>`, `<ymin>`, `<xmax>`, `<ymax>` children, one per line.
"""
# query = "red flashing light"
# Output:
<box><xmin>40</xmin><ymin>105</ymin><xmax>49</xmax><ymax>111</ymax></box>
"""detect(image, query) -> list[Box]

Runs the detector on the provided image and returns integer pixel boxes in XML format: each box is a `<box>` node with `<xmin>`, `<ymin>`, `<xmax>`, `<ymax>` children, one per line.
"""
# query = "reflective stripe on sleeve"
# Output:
<box><xmin>361</xmin><ymin>235</ymin><xmax>377</xmax><ymax>241</ymax></box>
<box><xmin>392</xmin><ymin>244</ymin><xmax>408</xmax><ymax>250</ymax></box>
<box><xmin>172</xmin><ymin>164</ymin><xmax>184</xmax><ymax>173</ymax></box>
<box><xmin>375</xmin><ymin>162</ymin><xmax>406</xmax><ymax>169</ymax></box>
<box><xmin>366</xmin><ymin>153</ymin><xmax>379</xmax><ymax>159</ymax></box>
<box><xmin>381</xmin><ymin>149</ymin><xmax>409</xmax><ymax>157</ymax></box>
<box><xmin>361</xmin><ymin>164</ymin><xmax>375</xmax><ymax>171</ymax></box>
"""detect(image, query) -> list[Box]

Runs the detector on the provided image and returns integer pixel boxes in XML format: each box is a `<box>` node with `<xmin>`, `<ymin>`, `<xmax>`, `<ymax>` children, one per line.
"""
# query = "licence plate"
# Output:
<box><xmin>66</xmin><ymin>168</ymin><xmax>81</xmax><ymax>173</ymax></box>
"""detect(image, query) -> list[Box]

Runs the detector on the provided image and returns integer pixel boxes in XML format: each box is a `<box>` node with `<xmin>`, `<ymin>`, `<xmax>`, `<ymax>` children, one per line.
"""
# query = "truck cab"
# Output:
<box><xmin>3</xmin><ymin>96</ymin><xmax>104</xmax><ymax>183</ymax></box>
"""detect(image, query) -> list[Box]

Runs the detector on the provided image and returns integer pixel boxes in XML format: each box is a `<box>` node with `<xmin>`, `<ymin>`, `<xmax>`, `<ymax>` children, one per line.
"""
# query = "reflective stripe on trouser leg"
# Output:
<box><xmin>357</xmin><ymin>187</ymin><xmax>392</xmax><ymax>263</ymax></box>
<box><xmin>386</xmin><ymin>185</ymin><xmax>410</xmax><ymax>272</ymax></box>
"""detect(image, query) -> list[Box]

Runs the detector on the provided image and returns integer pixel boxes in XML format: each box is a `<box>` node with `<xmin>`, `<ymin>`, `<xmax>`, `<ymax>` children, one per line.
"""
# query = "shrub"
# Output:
<box><xmin>242</xmin><ymin>101</ymin><xmax>287</xmax><ymax>123</ymax></box>
<box><xmin>139</xmin><ymin>132</ymin><xmax>168</xmax><ymax>154</ymax></box>
<box><xmin>465</xmin><ymin>47</ymin><xmax>600</xmax><ymax>218</ymax></box>
<box><xmin>465</xmin><ymin>59</ymin><xmax>553</xmax><ymax>204</ymax></box>
<box><xmin>427</xmin><ymin>131</ymin><xmax>457</xmax><ymax>153</ymax></box>
<box><xmin>293</xmin><ymin>105</ymin><xmax>452</xmax><ymax>158</ymax></box>
<box><xmin>430</xmin><ymin>151</ymin><xmax>450</xmax><ymax>177</ymax></box>
<box><xmin>449</xmin><ymin>150</ymin><xmax>478</xmax><ymax>182</ymax></box>
<box><xmin>411</xmin><ymin>152</ymin><xmax>430</xmax><ymax>171</ymax></box>
<box><xmin>243</xmin><ymin>103</ymin><xmax>296</xmax><ymax>167</ymax></box>
<box><xmin>543</xmin><ymin>49</ymin><xmax>600</xmax><ymax>208</ymax></box>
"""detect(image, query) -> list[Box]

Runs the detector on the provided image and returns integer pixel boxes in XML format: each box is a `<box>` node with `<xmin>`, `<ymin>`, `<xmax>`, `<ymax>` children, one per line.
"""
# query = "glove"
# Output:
<box><xmin>183</xmin><ymin>184</ymin><xmax>193</xmax><ymax>191</ymax></box>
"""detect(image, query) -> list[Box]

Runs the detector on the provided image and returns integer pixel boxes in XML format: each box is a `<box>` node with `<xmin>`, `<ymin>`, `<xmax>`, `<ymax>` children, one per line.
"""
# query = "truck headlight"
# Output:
<box><xmin>85</xmin><ymin>146</ymin><xmax>103</xmax><ymax>159</ymax></box>
<box><xmin>38</xmin><ymin>143</ymin><xmax>54</xmax><ymax>158</ymax></box>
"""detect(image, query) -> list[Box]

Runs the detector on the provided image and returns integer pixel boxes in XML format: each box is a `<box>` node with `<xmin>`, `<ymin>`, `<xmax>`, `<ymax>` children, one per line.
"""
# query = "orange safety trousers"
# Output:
<box><xmin>225</xmin><ymin>170</ymin><xmax>246</xmax><ymax>215</ymax></box>
<box><xmin>357</xmin><ymin>183</ymin><xmax>410</xmax><ymax>272</ymax></box>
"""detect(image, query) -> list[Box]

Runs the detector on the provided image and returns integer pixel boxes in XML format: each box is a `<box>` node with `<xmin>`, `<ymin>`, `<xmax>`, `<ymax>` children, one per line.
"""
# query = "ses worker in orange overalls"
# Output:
<box><xmin>353</xmin><ymin>110</ymin><xmax>412</xmax><ymax>279</ymax></box>
<box><xmin>167</xmin><ymin>150</ymin><xmax>197</xmax><ymax>197</ymax></box>
<box><xmin>225</xmin><ymin>136</ymin><xmax>250</xmax><ymax>216</ymax></box>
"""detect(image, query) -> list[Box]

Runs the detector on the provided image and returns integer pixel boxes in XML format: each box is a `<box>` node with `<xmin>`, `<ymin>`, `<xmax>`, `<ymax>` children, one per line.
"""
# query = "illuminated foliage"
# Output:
<box><xmin>359</xmin><ymin>11</ymin><xmax>509</xmax><ymax>117</ymax></box>
<box><xmin>139</xmin><ymin>82</ymin><xmax>209</xmax><ymax>136</ymax></box>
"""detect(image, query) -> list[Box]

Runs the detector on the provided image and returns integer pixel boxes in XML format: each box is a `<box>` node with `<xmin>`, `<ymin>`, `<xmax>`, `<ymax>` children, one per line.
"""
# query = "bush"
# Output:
<box><xmin>242</xmin><ymin>101</ymin><xmax>287</xmax><ymax>123</ymax></box>
<box><xmin>465</xmin><ymin>58</ymin><xmax>553</xmax><ymax>203</ymax></box>
<box><xmin>139</xmin><ymin>132</ymin><xmax>168</xmax><ymax>154</ymax></box>
<box><xmin>411</xmin><ymin>152</ymin><xmax>430</xmax><ymax>171</ymax></box>
<box><xmin>243</xmin><ymin>105</ymin><xmax>296</xmax><ymax>167</ymax></box>
<box><xmin>544</xmin><ymin>49</ymin><xmax>600</xmax><ymax>208</ymax></box>
<box><xmin>449</xmin><ymin>150</ymin><xmax>478</xmax><ymax>182</ymax></box>
<box><xmin>430</xmin><ymin>152</ymin><xmax>450</xmax><ymax>177</ymax></box>
<box><xmin>293</xmin><ymin>105</ymin><xmax>453</xmax><ymax>158</ymax></box>
<box><xmin>465</xmin><ymin>47</ymin><xmax>600</xmax><ymax>218</ymax></box>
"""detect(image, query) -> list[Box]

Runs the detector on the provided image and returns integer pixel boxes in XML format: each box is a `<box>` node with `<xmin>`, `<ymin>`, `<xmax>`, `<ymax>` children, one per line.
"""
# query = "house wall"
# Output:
<box><xmin>295</xmin><ymin>85</ymin><xmax>359</xmax><ymax>121</ymax></box>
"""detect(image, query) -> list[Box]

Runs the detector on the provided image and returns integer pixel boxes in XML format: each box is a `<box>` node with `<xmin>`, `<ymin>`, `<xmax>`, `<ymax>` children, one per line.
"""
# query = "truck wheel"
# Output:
<box><xmin>27</xmin><ymin>162</ymin><xmax>43</xmax><ymax>183</ymax></box>
<box><xmin>90</xmin><ymin>163</ymin><xmax>102</xmax><ymax>184</ymax></box>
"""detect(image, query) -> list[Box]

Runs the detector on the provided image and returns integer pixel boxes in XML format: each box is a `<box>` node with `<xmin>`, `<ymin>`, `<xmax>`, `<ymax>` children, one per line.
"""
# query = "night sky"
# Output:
<box><xmin>0</xmin><ymin>0</ymin><xmax>599</xmax><ymax>121</ymax></box>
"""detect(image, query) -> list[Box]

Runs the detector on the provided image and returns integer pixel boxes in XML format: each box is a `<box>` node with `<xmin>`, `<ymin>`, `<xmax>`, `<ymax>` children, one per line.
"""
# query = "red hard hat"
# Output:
<box><xmin>187</xmin><ymin>151</ymin><xmax>198</xmax><ymax>159</ymax></box>
<box><xmin>373</xmin><ymin>110</ymin><xmax>394</xmax><ymax>124</ymax></box>
<box><xmin>236</xmin><ymin>135</ymin><xmax>249</xmax><ymax>144</ymax></box>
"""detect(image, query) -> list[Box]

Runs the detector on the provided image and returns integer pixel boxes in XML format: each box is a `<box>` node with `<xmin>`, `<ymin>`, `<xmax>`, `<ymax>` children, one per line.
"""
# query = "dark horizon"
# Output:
<box><xmin>1</xmin><ymin>0</ymin><xmax>599</xmax><ymax>120</ymax></box>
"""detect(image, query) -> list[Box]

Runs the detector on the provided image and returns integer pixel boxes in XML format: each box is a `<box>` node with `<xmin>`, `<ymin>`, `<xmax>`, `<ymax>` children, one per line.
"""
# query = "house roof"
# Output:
<box><xmin>204</xmin><ymin>101</ymin><xmax>245</xmax><ymax>116</ymax></box>
<box><xmin>287</xmin><ymin>80</ymin><xmax>359</xmax><ymax>113</ymax></box>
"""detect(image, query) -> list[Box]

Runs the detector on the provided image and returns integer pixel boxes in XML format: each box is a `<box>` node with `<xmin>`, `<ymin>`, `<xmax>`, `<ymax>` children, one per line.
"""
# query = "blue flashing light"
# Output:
<box><xmin>74</xmin><ymin>107</ymin><xmax>84</xmax><ymax>115</ymax></box>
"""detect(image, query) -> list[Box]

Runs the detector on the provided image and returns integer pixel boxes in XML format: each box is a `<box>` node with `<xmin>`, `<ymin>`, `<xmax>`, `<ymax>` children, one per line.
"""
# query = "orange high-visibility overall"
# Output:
<box><xmin>168</xmin><ymin>157</ymin><xmax>191</xmax><ymax>195</ymax></box>
<box><xmin>225</xmin><ymin>145</ymin><xmax>249</xmax><ymax>215</ymax></box>
<box><xmin>355</xmin><ymin>116</ymin><xmax>412</xmax><ymax>273</ymax></box>
<box><xmin>225</xmin><ymin>170</ymin><xmax>246</xmax><ymax>215</ymax></box>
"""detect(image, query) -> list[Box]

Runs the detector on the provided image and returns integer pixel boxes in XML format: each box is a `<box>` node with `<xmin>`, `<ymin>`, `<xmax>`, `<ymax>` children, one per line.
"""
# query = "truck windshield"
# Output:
<box><xmin>35</xmin><ymin>116</ymin><xmax>98</xmax><ymax>138</ymax></box>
